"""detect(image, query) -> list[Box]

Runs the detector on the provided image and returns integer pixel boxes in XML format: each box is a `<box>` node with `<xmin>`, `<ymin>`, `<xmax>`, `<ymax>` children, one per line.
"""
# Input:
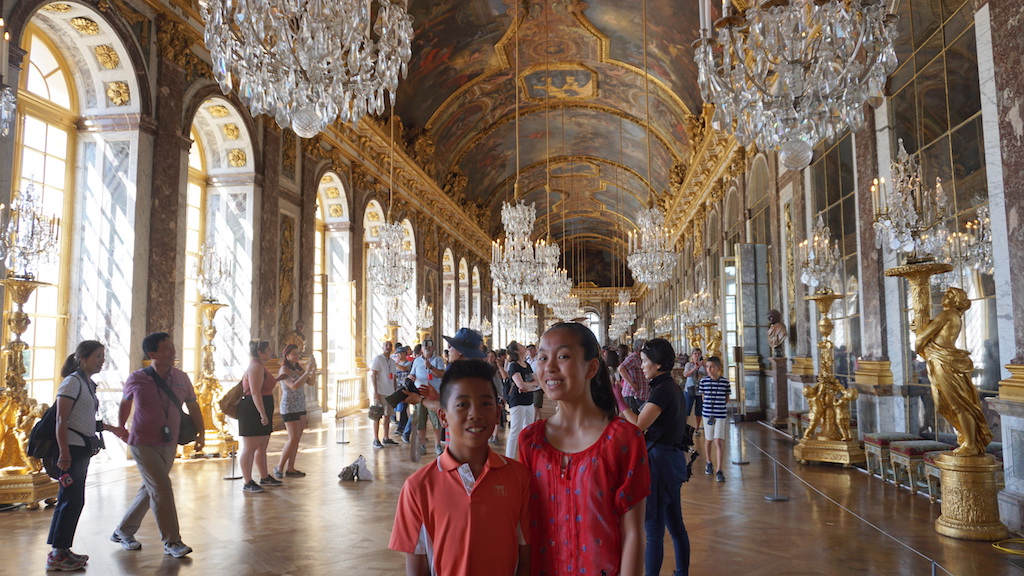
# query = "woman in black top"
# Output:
<box><xmin>504</xmin><ymin>341</ymin><xmax>537</xmax><ymax>459</ymax></box>
<box><xmin>623</xmin><ymin>338</ymin><xmax>690</xmax><ymax>576</ymax></box>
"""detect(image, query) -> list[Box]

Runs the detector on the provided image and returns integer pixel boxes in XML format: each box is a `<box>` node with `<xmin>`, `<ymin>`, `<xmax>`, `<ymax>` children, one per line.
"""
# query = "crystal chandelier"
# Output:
<box><xmin>872</xmin><ymin>139</ymin><xmax>949</xmax><ymax>263</ymax></box>
<box><xmin>627</xmin><ymin>206</ymin><xmax>677</xmax><ymax>285</ymax></box>
<box><xmin>799</xmin><ymin>216</ymin><xmax>840</xmax><ymax>293</ymax></box>
<box><xmin>415</xmin><ymin>297</ymin><xmax>433</xmax><ymax>330</ymax></box>
<box><xmin>495</xmin><ymin>293</ymin><xmax>521</xmax><ymax>332</ymax></box>
<box><xmin>628</xmin><ymin>1</ymin><xmax>677</xmax><ymax>285</ymax></box>
<box><xmin>367</xmin><ymin>220</ymin><xmax>414</xmax><ymax>297</ymax></box>
<box><xmin>491</xmin><ymin>197</ymin><xmax>542</xmax><ymax>297</ymax></box>
<box><xmin>0</xmin><ymin>181</ymin><xmax>61</xmax><ymax>279</ymax></box>
<box><xmin>608</xmin><ymin>290</ymin><xmax>636</xmax><ymax>341</ymax></box>
<box><xmin>966</xmin><ymin>207</ymin><xmax>993</xmax><ymax>276</ymax></box>
<box><xmin>690</xmin><ymin>289</ymin><xmax>717</xmax><ymax>323</ymax></box>
<box><xmin>202</xmin><ymin>0</ymin><xmax>413</xmax><ymax>138</ymax></box>
<box><xmin>195</xmin><ymin>241</ymin><xmax>231</xmax><ymax>302</ymax></box>
<box><xmin>694</xmin><ymin>0</ymin><xmax>899</xmax><ymax>170</ymax></box>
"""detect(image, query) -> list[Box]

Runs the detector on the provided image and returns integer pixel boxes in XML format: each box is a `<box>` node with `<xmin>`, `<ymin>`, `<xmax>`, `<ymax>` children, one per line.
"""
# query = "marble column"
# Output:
<box><xmin>299</xmin><ymin>147</ymin><xmax>319</xmax><ymax>334</ymax></box>
<box><xmin>145</xmin><ymin>52</ymin><xmax>192</xmax><ymax>338</ymax></box>
<box><xmin>256</xmin><ymin>122</ymin><xmax>281</xmax><ymax>346</ymax></box>
<box><xmin>987</xmin><ymin>0</ymin><xmax>1024</xmax><ymax>363</ymax></box>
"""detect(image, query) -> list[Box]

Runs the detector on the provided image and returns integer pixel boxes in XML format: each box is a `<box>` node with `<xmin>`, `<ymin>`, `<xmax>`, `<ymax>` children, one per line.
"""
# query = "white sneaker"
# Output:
<box><xmin>163</xmin><ymin>541</ymin><xmax>192</xmax><ymax>558</ymax></box>
<box><xmin>356</xmin><ymin>455</ymin><xmax>373</xmax><ymax>481</ymax></box>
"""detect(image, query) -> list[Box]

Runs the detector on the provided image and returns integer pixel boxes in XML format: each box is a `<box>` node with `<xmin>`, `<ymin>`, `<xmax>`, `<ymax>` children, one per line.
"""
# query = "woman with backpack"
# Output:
<box><xmin>46</xmin><ymin>340</ymin><xmax>127</xmax><ymax>571</ymax></box>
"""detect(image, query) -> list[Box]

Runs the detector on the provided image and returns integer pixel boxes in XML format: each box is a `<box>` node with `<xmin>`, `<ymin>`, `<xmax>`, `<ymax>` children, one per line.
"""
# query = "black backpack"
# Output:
<box><xmin>27</xmin><ymin>386</ymin><xmax>86</xmax><ymax>478</ymax></box>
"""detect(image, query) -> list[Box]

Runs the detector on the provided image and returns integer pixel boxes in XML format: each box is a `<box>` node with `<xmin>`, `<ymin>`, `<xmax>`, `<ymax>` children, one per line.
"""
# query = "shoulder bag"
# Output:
<box><xmin>219</xmin><ymin>381</ymin><xmax>244</xmax><ymax>419</ymax></box>
<box><xmin>145</xmin><ymin>366</ymin><xmax>200</xmax><ymax>445</ymax></box>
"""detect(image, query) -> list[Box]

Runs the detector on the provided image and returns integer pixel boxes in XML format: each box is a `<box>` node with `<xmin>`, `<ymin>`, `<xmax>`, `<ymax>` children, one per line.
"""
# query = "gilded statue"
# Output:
<box><xmin>0</xmin><ymin>390</ymin><xmax>33</xmax><ymax>472</ymax></box>
<box><xmin>16</xmin><ymin>399</ymin><xmax>46</xmax><ymax>473</ymax></box>
<box><xmin>836</xmin><ymin>388</ymin><xmax>858</xmax><ymax>441</ymax></box>
<box><xmin>915</xmin><ymin>287</ymin><xmax>993</xmax><ymax>456</ymax></box>
<box><xmin>767</xmin><ymin>309</ymin><xmax>788</xmax><ymax>357</ymax></box>
<box><xmin>802</xmin><ymin>384</ymin><xmax>825</xmax><ymax>441</ymax></box>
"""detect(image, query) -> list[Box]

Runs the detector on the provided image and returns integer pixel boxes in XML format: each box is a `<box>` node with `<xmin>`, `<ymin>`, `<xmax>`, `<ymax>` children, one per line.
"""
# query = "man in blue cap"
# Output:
<box><xmin>415</xmin><ymin>328</ymin><xmax>487</xmax><ymax>455</ymax></box>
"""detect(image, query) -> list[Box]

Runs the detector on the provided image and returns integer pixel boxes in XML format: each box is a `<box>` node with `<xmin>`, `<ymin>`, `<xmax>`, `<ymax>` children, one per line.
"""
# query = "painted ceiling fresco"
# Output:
<box><xmin>392</xmin><ymin>0</ymin><xmax>713</xmax><ymax>287</ymax></box>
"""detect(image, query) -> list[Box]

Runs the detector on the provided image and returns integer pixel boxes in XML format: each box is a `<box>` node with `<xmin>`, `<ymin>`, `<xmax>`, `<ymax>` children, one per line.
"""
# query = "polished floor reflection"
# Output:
<box><xmin>0</xmin><ymin>414</ymin><xmax>1015</xmax><ymax>575</ymax></box>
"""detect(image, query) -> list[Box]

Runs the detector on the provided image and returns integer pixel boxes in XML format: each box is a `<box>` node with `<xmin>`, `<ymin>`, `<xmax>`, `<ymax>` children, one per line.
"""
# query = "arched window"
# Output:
<box><xmin>400</xmin><ymin>219</ymin><xmax>417</xmax><ymax>345</ymax></box>
<box><xmin>10</xmin><ymin>27</ymin><xmax>77</xmax><ymax>401</ymax></box>
<box><xmin>184</xmin><ymin>98</ymin><xmax>256</xmax><ymax>380</ymax></box>
<box><xmin>316</xmin><ymin>172</ymin><xmax>354</xmax><ymax>408</ymax></box>
<box><xmin>584</xmin><ymin>310</ymin><xmax>602</xmax><ymax>345</ymax></box>
<box><xmin>364</xmin><ymin>200</ymin><xmax>389</xmax><ymax>352</ymax></box>
<box><xmin>442</xmin><ymin>249</ymin><xmax>455</xmax><ymax>337</ymax></box>
<box><xmin>472</xmin><ymin>266</ymin><xmax>482</xmax><ymax>324</ymax></box>
<box><xmin>458</xmin><ymin>258</ymin><xmax>470</xmax><ymax>327</ymax></box>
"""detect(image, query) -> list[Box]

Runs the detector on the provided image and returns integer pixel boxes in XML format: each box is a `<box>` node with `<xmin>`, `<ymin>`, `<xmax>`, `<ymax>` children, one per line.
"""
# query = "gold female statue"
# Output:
<box><xmin>915</xmin><ymin>287</ymin><xmax>992</xmax><ymax>456</ymax></box>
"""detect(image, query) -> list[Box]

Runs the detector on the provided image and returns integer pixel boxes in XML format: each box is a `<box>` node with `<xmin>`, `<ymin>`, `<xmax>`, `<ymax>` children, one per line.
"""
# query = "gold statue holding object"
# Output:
<box><xmin>915</xmin><ymin>287</ymin><xmax>993</xmax><ymax>456</ymax></box>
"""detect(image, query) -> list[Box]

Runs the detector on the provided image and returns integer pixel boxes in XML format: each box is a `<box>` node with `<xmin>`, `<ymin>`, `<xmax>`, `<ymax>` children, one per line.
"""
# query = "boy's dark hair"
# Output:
<box><xmin>544</xmin><ymin>322</ymin><xmax>618</xmax><ymax>420</ymax></box>
<box><xmin>142</xmin><ymin>332</ymin><xmax>171</xmax><ymax>359</ymax></box>
<box><xmin>641</xmin><ymin>338</ymin><xmax>676</xmax><ymax>372</ymax></box>
<box><xmin>439</xmin><ymin>359</ymin><xmax>498</xmax><ymax>408</ymax></box>
<box><xmin>706</xmin><ymin>355</ymin><xmax>724</xmax><ymax>370</ymax></box>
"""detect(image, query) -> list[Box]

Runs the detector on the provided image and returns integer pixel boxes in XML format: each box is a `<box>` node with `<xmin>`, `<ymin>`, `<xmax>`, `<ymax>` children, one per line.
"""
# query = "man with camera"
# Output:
<box><xmin>110</xmin><ymin>332</ymin><xmax>204</xmax><ymax>558</ymax></box>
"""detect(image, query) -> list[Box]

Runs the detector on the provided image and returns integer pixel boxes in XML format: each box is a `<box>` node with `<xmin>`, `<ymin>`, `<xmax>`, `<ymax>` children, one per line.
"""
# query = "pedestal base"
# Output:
<box><xmin>794</xmin><ymin>438</ymin><xmax>866</xmax><ymax>467</ymax></box>
<box><xmin>0</xmin><ymin>471</ymin><xmax>58</xmax><ymax>508</ymax></box>
<box><xmin>180</xmin><ymin>432</ymin><xmax>239</xmax><ymax>458</ymax></box>
<box><xmin>934</xmin><ymin>453</ymin><xmax>1009</xmax><ymax>541</ymax></box>
<box><xmin>768</xmin><ymin>358</ymin><xmax>789</xmax><ymax>427</ymax></box>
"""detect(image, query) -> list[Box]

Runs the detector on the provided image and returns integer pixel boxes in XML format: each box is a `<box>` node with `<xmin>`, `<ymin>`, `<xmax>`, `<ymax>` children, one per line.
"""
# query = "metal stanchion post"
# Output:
<box><xmin>732</xmin><ymin>430</ymin><xmax>750</xmax><ymax>465</ymax></box>
<box><xmin>223</xmin><ymin>450</ymin><xmax>242</xmax><ymax>480</ymax></box>
<box><xmin>764</xmin><ymin>460</ymin><xmax>789</xmax><ymax>502</ymax></box>
<box><xmin>336</xmin><ymin>416</ymin><xmax>349</xmax><ymax>444</ymax></box>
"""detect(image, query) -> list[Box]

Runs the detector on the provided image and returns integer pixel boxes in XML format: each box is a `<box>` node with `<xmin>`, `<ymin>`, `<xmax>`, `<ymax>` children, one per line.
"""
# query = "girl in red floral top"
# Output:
<box><xmin>518</xmin><ymin>322</ymin><xmax>650</xmax><ymax>576</ymax></box>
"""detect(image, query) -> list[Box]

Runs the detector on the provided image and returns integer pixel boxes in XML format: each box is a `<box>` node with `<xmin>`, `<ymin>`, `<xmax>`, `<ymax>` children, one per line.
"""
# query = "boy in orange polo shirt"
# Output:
<box><xmin>389</xmin><ymin>359</ymin><xmax>531</xmax><ymax>576</ymax></box>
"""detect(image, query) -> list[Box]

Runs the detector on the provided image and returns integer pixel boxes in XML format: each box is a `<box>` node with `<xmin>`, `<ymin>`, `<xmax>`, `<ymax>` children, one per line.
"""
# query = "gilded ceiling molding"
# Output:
<box><xmin>155</xmin><ymin>16</ymin><xmax>212</xmax><ymax>80</ymax></box>
<box><xmin>314</xmin><ymin>119</ymin><xmax>492</xmax><ymax>260</ymax></box>
<box><xmin>664</xmin><ymin>104</ymin><xmax>741</xmax><ymax>249</ymax></box>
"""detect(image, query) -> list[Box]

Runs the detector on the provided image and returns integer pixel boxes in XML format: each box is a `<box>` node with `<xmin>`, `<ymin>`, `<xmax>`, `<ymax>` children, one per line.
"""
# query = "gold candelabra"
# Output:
<box><xmin>0</xmin><ymin>276</ymin><xmax>59</xmax><ymax>506</ymax></box>
<box><xmin>184</xmin><ymin>300</ymin><xmax>238</xmax><ymax>458</ymax></box>
<box><xmin>793</xmin><ymin>290</ymin><xmax>865</xmax><ymax>466</ymax></box>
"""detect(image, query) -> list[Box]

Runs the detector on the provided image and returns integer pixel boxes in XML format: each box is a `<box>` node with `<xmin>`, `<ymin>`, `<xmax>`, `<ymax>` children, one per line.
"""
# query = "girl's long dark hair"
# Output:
<box><xmin>282</xmin><ymin>344</ymin><xmax>302</xmax><ymax>372</ymax></box>
<box><xmin>544</xmin><ymin>323</ymin><xmax>617</xmax><ymax>420</ymax></box>
<box><xmin>61</xmin><ymin>340</ymin><xmax>104</xmax><ymax>378</ymax></box>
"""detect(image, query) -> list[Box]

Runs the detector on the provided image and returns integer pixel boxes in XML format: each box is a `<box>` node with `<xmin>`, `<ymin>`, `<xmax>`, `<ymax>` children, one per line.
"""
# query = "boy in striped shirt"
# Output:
<box><xmin>698</xmin><ymin>356</ymin><xmax>730</xmax><ymax>482</ymax></box>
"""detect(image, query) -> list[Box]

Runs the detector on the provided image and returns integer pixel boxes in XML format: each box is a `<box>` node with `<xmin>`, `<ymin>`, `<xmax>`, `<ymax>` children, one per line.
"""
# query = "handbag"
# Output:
<box><xmin>145</xmin><ymin>367</ymin><xmax>200</xmax><ymax>445</ymax></box>
<box><xmin>219</xmin><ymin>381</ymin><xmax>244</xmax><ymax>419</ymax></box>
<box><xmin>367</xmin><ymin>404</ymin><xmax>385</xmax><ymax>421</ymax></box>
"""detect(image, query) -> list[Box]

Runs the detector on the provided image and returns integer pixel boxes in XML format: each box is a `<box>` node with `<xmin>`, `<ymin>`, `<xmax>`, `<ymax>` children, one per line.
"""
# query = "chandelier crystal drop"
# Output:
<box><xmin>491</xmin><ymin>198</ymin><xmax>542</xmax><ymax>297</ymax></box>
<box><xmin>799</xmin><ymin>216</ymin><xmax>841</xmax><ymax>293</ymax></box>
<box><xmin>202</xmin><ymin>0</ymin><xmax>413</xmax><ymax>138</ymax></box>
<box><xmin>627</xmin><ymin>206</ymin><xmax>677</xmax><ymax>285</ymax></box>
<box><xmin>694</xmin><ymin>0</ymin><xmax>899</xmax><ymax>170</ymax></box>
<box><xmin>367</xmin><ymin>220</ymin><xmax>414</xmax><ymax>298</ymax></box>
<box><xmin>872</xmin><ymin>138</ymin><xmax>950</xmax><ymax>262</ymax></box>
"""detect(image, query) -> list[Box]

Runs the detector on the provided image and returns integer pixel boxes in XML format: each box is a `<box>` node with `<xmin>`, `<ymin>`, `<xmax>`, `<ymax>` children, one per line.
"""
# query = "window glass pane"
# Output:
<box><xmin>23</xmin><ymin>116</ymin><xmax>47</xmax><ymax>152</ymax></box>
<box><xmin>32</xmin><ymin>349</ymin><xmax>57</xmax><ymax>380</ymax></box>
<box><xmin>20</xmin><ymin>148</ymin><xmax>46</xmax><ymax>180</ymax></box>
<box><xmin>26</xmin><ymin>63</ymin><xmax>50</xmax><ymax>100</ymax></box>
<box><xmin>30</xmin><ymin>34</ymin><xmax>59</xmax><ymax>75</ymax></box>
<box><xmin>46</xmin><ymin>125</ymin><xmax>68</xmax><ymax>157</ymax></box>
<box><xmin>47</xmin><ymin>71</ymin><xmax>71</xmax><ymax>109</ymax></box>
<box><xmin>44</xmin><ymin>157</ymin><xmax>66</xmax><ymax>188</ymax></box>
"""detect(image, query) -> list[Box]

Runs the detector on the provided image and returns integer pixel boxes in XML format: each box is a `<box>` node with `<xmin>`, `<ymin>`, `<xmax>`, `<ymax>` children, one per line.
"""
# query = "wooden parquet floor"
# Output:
<box><xmin>0</xmin><ymin>413</ymin><xmax>1017</xmax><ymax>575</ymax></box>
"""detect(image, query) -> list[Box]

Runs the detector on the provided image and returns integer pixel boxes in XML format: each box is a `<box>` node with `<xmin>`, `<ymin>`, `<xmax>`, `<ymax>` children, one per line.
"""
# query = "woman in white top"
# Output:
<box><xmin>46</xmin><ymin>341</ymin><xmax>127</xmax><ymax>571</ymax></box>
<box><xmin>274</xmin><ymin>344</ymin><xmax>317</xmax><ymax>478</ymax></box>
